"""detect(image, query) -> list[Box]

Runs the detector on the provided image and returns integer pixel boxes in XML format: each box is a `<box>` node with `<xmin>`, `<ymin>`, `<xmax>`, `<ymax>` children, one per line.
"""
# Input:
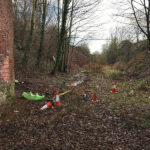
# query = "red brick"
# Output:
<box><xmin>0</xmin><ymin>0</ymin><xmax>14</xmax><ymax>82</ymax></box>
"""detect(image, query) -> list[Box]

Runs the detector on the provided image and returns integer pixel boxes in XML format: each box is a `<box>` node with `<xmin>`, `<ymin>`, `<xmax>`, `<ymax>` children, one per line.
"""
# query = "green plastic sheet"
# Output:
<box><xmin>22</xmin><ymin>92</ymin><xmax>45</xmax><ymax>101</ymax></box>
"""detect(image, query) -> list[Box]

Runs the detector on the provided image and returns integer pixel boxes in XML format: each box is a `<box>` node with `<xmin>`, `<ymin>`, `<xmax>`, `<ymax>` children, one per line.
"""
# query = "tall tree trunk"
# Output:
<box><xmin>57</xmin><ymin>0</ymin><xmax>60</xmax><ymax>38</ymax></box>
<box><xmin>58</xmin><ymin>0</ymin><xmax>66</xmax><ymax>72</ymax></box>
<box><xmin>14</xmin><ymin>0</ymin><xmax>18</xmax><ymax>18</ymax></box>
<box><xmin>65</xmin><ymin>0</ymin><xmax>74</xmax><ymax>72</ymax></box>
<box><xmin>22</xmin><ymin>0</ymin><xmax>37</xmax><ymax>65</ymax></box>
<box><xmin>51</xmin><ymin>0</ymin><xmax>70</xmax><ymax>74</ymax></box>
<box><xmin>61</xmin><ymin>0</ymin><xmax>74</xmax><ymax>73</ymax></box>
<box><xmin>57</xmin><ymin>0</ymin><xmax>61</xmax><ymax>70</ymax></box>
<box><xmin>20</xmin><ymin>1</ymin><xmax>27</xmax><ymax>49</ymax></box>
<box><xmin>36</xmin><ymin>0</ymin><xmax>47</xmax><ymax>67</ymax></box>
<box><xmin>148</xmin><ymin>38</ymin><xmax>150</xmax><ymax>52</ymax></box>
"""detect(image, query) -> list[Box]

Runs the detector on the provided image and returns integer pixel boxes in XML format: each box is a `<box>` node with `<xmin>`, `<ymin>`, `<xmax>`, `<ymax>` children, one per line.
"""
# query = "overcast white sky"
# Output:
<box><xmin>87</xmin><ymin>0</ymin><xmax>119</xmax><ymax>53</ymax></box>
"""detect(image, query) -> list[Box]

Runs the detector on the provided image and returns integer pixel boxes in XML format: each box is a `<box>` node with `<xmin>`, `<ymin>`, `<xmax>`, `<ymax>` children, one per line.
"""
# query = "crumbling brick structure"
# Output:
<box><xmin>0</xmin><ymin>0</ymin><xmax>15</xmax><ymax>104</ymax></box>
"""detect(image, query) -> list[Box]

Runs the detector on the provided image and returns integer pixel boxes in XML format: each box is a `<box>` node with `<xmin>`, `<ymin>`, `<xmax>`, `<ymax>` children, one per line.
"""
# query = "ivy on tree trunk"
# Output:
<box><xmin>51</xmin><ymin>0</ymin><xmax>70</xmax><ymax>74</ymax></box>
<box><xmin>36</xmin><ymin>0</ymin><xmax>47</xmax><ymax>67</ymax></box>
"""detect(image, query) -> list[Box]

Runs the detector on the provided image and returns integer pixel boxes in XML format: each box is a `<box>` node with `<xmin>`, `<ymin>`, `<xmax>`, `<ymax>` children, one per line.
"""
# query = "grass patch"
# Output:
<box><xmin>136</xmin><ymin>80</ymin><xmax>150</xmax><ymax>91</ymax></box>
<box><xmin>106</xmin><ymin>78</ymin><xmax>150</xmax><ymax>128</ymax></box>
<box><xmin>104</xmin><ymin>69</ymin><xmax>125</xmax><ymax>80</ymax></box>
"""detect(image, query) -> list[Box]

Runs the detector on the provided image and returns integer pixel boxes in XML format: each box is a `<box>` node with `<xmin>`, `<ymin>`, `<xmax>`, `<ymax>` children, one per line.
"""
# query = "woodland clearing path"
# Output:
<box><xmin>0</xmin><ymin>71</ymin><xmax>150</xmax><ymax>149</ymax></box>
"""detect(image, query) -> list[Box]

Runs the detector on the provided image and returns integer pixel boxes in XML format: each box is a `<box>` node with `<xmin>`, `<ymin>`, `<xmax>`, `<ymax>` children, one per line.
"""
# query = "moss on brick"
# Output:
<box><xmin>0</xmin><ymin>81</ymin><xmax>15</xmax><ymax>105</ymax></box>
<box><xmin>0</xmin><ymin>0</ymin><xmax>15</xmax><ymax>105</ymax></box>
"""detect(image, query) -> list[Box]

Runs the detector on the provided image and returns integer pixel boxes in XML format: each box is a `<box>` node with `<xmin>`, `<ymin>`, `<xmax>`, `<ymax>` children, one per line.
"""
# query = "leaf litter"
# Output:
<box><xmin>0</xmin><ymin>71</ymin><xmax>150</xmax><ymax>149</ymax></box>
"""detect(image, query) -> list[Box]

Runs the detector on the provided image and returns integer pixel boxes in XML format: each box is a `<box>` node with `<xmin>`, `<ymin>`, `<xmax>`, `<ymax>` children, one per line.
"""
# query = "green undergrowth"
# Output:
<box><xmin>104</xmin><ymin>69</ymin><xmax>125</xmax><ymax>80</ymax></box>
<box><xmin>107</xmin><ymin>79</ymin><xmax>150</xmax><ymax>128</ymax></box>
<box><xmin>136</xmin><ymin>79</ymin><xmax>150</xmax><ymax>91</ymax></box>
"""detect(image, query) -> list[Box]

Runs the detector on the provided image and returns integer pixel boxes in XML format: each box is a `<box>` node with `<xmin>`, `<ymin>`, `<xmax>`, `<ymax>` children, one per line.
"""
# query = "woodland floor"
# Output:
<box><xmin>0</xmin><ymin>69</ymin><xmax>150</xmax><ymax>150</ymax></box>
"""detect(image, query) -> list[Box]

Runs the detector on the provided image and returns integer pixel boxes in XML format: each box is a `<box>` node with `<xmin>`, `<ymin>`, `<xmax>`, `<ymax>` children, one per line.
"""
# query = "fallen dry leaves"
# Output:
<box><xmin>0</xmin><ymin>71</ymin><xmax>150</xmax><ymax>149</ymax></box>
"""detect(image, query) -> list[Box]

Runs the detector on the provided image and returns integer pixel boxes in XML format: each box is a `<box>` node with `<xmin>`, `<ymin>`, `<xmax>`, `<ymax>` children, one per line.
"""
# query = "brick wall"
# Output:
<box><xmin>0</xmin><ymin>0</ymin><xmax>15</xmax><ymax>103</ymax></box>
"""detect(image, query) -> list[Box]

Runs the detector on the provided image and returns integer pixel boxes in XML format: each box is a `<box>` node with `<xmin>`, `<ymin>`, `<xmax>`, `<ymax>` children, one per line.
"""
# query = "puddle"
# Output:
<box><xmin>71</xmin><ymin>80</ymin><xmax>84</xmax><ymax>86</ymax></box>
<box><xmin>67</xmin><ymin>75</ymin><xmax>86</xmax><ymax>87</ymax></box>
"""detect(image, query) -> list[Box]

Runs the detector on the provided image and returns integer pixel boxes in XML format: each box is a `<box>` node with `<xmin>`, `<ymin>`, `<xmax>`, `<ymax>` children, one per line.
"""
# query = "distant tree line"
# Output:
<box><xmin>12</xmin><ymin>0</ymin><xmax>102</xmax><ymax>74</ymax></box>
<box><xmin>94</xmin><ymin>0</ymin><xmax>150</xmax><ymax>66</ymax></box>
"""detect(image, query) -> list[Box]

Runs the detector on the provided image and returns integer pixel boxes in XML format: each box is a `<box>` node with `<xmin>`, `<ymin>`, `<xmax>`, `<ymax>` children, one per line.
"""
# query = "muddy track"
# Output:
<box><xmin>0</xmin><ymin>72</ymin><xmax>150</xmax><ymax>149</ymax></box>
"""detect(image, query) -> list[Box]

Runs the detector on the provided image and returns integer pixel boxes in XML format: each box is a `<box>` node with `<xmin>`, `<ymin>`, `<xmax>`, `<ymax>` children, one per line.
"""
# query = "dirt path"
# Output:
<box><xmin>0</xmin><ymin>72</ymin><xmax>150</xmax><ymax>149</ymax></box>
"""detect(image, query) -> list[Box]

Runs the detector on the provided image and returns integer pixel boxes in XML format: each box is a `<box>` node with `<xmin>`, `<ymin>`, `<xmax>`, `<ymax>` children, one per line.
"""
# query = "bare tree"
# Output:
<box><xmin>23</xmin><ymin>0</ymin><xmax>38</xmax><ymax>64</ymax></box>
<box><xmin>130</xmin><ymin>0</ymin><xmax>150</xmax><ymax>50</ymax></box>
<box><xmin>12</xmin><ymin>0</ymin><xmax>103</xmax><ymax>73</ymax></box>
<box><xmin>63</xmin><ymin>0</ymin><xmax>103</xmax><ymax>72</ymax></box>
<box><xmin>114</xmin><ymin>0</ymin><xmax>150</xmax><ymax>50</ymax></box>
<box><xmin>36</xmin><ymin>0</ymin><xmax>47</xmax><ymax>67</ymax></box>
